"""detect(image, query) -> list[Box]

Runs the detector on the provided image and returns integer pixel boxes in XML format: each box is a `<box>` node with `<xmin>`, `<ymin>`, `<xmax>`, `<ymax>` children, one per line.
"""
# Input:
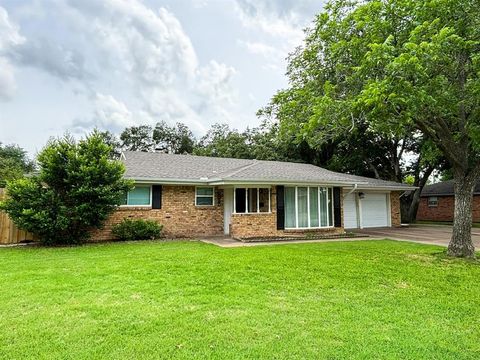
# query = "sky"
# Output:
<box><xmin>0</xmin><ymin>0</ymin><xmax>325</xmax><ymax>156</ymax></box>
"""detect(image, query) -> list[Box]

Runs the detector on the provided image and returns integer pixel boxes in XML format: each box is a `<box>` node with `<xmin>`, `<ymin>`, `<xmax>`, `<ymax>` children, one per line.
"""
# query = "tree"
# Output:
<box><xmin>262</xmin><ymin>0</ymin><xmax>478</xmax><ymax>257</ymax></box>
<box><xmin>96</xmin><ymin>130</ymin><xmax>122</xmax><ymax>159</ymax></box>
<box><xmin>120</xmin><ymin>125</ymin><xmax>154</xmax><ymax>152</ymax></box>
<box><xmin>0</xmin><ymin>131</ymin><xmax>132</xmax><ymax>245</ymax></box>
<box><xmin>0</xmin><ymin>143</ymin><xmax>35</xmax><ymax>187</ymax></box>
<box><xmin>153</xmin><ymin>121</ymin><xmax>195</xmax><ymax>154</ymax></box>
<box><xmin>194</xmin><ymin>123</ymin><xmax>254</xmax><ymax>159</ymax></box>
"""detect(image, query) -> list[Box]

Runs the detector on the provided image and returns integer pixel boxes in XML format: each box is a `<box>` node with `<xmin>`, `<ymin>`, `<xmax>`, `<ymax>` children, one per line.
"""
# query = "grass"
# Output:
<box><xmin>0</xmin><ymin>240</ymin><xmax>479</xmax><ymax>359</ymax></box>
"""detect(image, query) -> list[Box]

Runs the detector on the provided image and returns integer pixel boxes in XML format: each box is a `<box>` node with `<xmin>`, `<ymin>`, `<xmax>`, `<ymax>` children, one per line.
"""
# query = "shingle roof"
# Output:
<box><xmin>122</xmin><ymin>151</ymin><xmax>414</xmax><ymax>190</ymax></box>
<box><xmin>421</xmin><ymin>180</ymin><xmax>480</xmax><ymax>197</ymax></box>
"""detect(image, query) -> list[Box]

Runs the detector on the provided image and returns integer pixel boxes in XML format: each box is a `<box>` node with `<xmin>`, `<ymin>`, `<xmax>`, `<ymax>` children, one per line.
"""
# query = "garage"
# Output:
<box><xmin>344</xmin><ymin>192</ymin><xmax>390</xmax><ymax>229</ymax></box>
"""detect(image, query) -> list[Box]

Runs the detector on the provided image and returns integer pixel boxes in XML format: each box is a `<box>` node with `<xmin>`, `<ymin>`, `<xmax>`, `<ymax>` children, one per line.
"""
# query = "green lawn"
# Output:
<box><xmin>0</xmin><ymin>240</ymin><xmax>479</xmax><ymax>359</ymax></box>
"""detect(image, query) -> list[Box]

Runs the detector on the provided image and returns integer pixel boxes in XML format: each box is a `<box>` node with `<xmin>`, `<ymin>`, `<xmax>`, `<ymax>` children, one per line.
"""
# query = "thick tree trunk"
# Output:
<box><xmin>407</xmin><ymin>188</ymin><xmax>422</xmax><ymax>222</ymax></box>
<box><xmin>400</xmin><ymin>190</ymin><xmax>423</xmax><ymax>223</ymax></box>
<box><xmin>447</xmin><ymin>171</ymin><xmax>476</xmax><ymax>258</ymax></box>
<box><xmin>400</xmin><ymin>165</ymin><xmax>434</xmax><ymax>223</ymax></box>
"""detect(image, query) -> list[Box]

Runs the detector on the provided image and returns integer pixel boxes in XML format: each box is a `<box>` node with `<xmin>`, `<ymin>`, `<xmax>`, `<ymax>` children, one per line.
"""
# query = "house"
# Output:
<box><xmin>417</xmin><ymin>180</ymin><xmax>480</xmax><ymax>222</ymax></box>
<box><xmin>94</xmin><ymin>151</ymin><xmax>415</xmax><ymax>240</ymax></box>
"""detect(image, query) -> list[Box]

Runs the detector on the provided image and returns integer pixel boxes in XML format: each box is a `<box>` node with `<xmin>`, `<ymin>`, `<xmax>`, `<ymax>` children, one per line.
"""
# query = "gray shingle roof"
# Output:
<box><xmin>421</xmin><ymin>180</ymin><xmax>480</xmax><ymax>196</ymax></box>
<box><xmin>122</xmin><ymin>151</ymin><xmax>414</xmax><ymax>190</ymax></box>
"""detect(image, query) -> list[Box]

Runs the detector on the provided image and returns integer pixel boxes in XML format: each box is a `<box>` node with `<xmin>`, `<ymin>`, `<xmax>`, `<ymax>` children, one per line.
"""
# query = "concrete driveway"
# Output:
<box><xmin>354</xmin><ymin>225</ymin><xmax>480</xmax><ymax>249</ymax></box>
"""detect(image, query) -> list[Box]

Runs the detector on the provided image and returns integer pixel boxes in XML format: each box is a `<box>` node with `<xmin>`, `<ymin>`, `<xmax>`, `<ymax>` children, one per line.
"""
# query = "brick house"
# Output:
<box><xmin>417</xmin><ymin>180</ymin><xmax>480</xmax><ymax>222</ymax></box>
<box><xmin>94</xmin><ymin>152</ymin><xmax>414</xmax><ymax>240</ymax></box>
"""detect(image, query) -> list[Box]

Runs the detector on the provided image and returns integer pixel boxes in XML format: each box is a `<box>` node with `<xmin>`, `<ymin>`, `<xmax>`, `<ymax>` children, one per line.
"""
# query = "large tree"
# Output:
<box><xmin>262</xmin><ymin>0</ymin><xmax>479</xmax><ymax>257</ymax></box>
<box><xmin>153</xmin><ymin>121</ymin><xmax>195</xmax><ymax>154</ymax></box>
<box><xmin>0</xmin><ymin>131</ymin><xmax>132</xmax><ymax>245</ymax></box>
<box><xmin>120</xmin><ymin>125</ymin><xmax>155</xmax><ymax>152</ymax></box>
<box><xmin>0</xmin><ymin>143</ymin><xmax>35</xmax><ymax>187</ymax></box>
<box><xmin>194</xmin><ymin>123</ymin><xmax>254</xmax><ymax>159</ymax></box>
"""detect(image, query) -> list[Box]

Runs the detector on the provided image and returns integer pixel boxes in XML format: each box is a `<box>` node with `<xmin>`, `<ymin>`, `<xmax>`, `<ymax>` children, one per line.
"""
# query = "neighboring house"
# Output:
<box><xmin>94</xmin><ymin>152</ymin><xmax>415</xmax><ymax>240</ymax></box>
<box><xmin>417</xmin><ymin>180</ymin><xmax>480</xmax><ymax>222</ymax></box>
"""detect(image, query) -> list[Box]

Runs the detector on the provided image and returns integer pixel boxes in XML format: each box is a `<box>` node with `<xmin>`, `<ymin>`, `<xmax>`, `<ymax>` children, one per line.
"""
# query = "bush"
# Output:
<box><xmin>0</xmin><ymin>131</ymin><xmax>133</xmax><ymax>245</ymax></box>
<box><xmin>111</xmin><ymin>219</ymin><xmax>163</xmax><ymax>241</ymax></box>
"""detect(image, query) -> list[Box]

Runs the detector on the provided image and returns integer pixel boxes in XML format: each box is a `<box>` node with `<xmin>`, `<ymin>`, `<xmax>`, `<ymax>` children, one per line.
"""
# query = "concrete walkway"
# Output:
<box><xmin>199</xmin><ymin>225</ymin><xmax>479</xmax><ymax>249</ymax></box>
<box><xmin>199</xmin><ymin>236</ymin><xmax>378</xmax><ymax>248</ymax></box>
<box><xmin>354</xmin><ymin>224</ymin><xmax>480</xmax><ymax>249</ymax></box>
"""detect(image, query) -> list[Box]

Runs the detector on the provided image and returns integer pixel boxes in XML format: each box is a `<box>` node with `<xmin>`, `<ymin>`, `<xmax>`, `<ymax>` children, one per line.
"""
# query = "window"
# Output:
<box><xmin>234</xmin><ymin>187</ymin><xmax>270</xmax><ymax>213</ymax></box>
<box><xmin>119</xmin><ymin>185</ymin><xmax>151</xmax><ymax>206</ymax></box>
<box><xmin>284</xmin><ymin>186</ymin><xmax>333</xmax><ymax>228</ymax></box>
<box><xmin>428</xmin><ymin>196</ymin><xmax>438</xmax><ymax>207</ymax></box>
<box><xmin>196</xmin><ymin>187</ymin><xmax>214</xmax><ymax>206</ymax></box>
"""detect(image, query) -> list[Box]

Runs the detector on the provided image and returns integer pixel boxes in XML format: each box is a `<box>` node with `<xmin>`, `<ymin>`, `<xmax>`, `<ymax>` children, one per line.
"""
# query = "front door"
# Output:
<box><xmin>223</xmin><ymin>188</ymin><xmax>233</xmax><ymax>235</ymax></box>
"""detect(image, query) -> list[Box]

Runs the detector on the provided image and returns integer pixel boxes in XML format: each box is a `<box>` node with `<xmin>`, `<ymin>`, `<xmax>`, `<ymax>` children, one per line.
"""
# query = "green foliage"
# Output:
<box><xmin>259</xmin><ymin>0</ymin><xmax>461</xmax><ymax>182</ymax></box>
<box><xmin>403</xmin><ymin>175</ymin><xmax>415</xmax><ymax>185</ymax></box>
<box><xmin>120</xmin><ymin>125</ymin><xmax>155</xmax><ymax>152</ymax></box>
<box><xmin>153</xmin><ymin>121</ymin><xmax>195</xmax><ymax>154</ymax></box>
<box><xmin>0</xmin><ymin>131</ymin><xmax>133</xmax><ymax>245</ymax></box>
<box><xmin>194</xmin><ymin>123</ymin><xmax>254</xmax><ymax>159</ymax></box>
<box><xmin>96</xmin><ymin>130</ymin><xmax>122</xmax><ymax>159</ymax></box>
<box><xmin>111</xmin><ymin>218</ymin><xmax>163</xmax><ymax>241</ymax></box>
<box><xmin>193</xmin><ymin>121</ymin><xmax>315</xmax><ymax>163</ymax></box>
<box><xmin>0</xmin><ymin>143</ymin><xmax>35</xmax><ymax>187</ymax></box>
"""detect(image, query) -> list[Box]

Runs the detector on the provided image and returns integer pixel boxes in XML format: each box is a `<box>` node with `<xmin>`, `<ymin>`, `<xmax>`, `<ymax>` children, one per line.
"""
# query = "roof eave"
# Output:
<box><xmin>352</xmin><ymin>185</ymin><xmax>418</xmax><ymax>191</ymax></box>
<box><xmin>126</xmin><ymin>176</ymin><xmax>416</xmax><ymax>190</ymax></box>
<box><xmin>125</xmin><ymin>177</ymin><xmax>210</xmax><ymax>185</ymax></box>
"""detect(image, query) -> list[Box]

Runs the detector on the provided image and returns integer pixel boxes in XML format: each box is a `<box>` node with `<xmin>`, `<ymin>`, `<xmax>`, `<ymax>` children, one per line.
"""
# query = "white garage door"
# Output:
<box><xmin>344</xmin><ymin>193</ymin><xmax>358</xmax><ymax>229</ymax></box>
<box><xmin>361</xmin><ymin>193</ymin><xmax>389</xmax><ymax>228</ymax></box>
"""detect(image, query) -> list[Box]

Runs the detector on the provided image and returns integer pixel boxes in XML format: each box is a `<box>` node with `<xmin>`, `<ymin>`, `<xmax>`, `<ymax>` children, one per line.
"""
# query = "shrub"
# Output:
<box><xmin>0</xmin><ymin>131</ymin><xmax>133</xmax><ymax>245</ymax></box>
<box><xmin>111</xmin><ymin>219</ymin><xmax>163</xmax><ymax>241</ymax></box>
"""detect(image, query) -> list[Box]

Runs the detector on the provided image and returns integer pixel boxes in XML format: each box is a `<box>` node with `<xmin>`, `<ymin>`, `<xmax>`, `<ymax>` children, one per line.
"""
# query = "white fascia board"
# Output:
<box><xmin>127</xmin><ymin>177</ymin><xmax>416</xmax><ymax>191</ymax></box>
<box><xmin>342</xmin><ymin>185</ymin><xmax>418</xmax><ymax>191</ymax></box>
<box><xmin>126</xmin><ymin>177</ymin><xmax>210</xmax><ymax>185</ymax></box>
<box><xmin>208</xmin><ymin>179</ymin><xmax>369</xmax><ymax>187</ymax></box>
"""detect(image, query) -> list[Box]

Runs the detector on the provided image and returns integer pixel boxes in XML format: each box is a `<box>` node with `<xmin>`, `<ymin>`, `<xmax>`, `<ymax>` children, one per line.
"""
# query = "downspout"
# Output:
<box><xmin>344</xmin><ymin>183</ymin><xmax>358</xmax><ymax>197</ymax></box>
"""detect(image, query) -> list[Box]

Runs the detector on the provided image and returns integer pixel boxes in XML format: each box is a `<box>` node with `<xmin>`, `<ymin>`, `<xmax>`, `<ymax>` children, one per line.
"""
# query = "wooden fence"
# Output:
<box><xmin>0</xmin><ymin>188</ymin><xmax>36</xmax><ymax>244</ymax></box>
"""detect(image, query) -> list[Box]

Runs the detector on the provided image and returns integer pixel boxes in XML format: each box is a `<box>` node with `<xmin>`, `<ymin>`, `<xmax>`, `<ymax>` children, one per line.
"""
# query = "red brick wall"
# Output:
<box><xmin>390</xmin><ymin>191</ymin><xmax>401</xmax><ymax>227</ymax></box>
<box><xmin>230</xmin><ymin>186</ymin><xmax>344</xmax><ymax>239</ymax></box>
<box><xmin>417</xmin><ymin>195</ymin><xmax>480</xmax><ymax>222</ymax></box>
<box><xmin>91</xmin><ymin>185</ymin><xmax>224</xmax><ymax>240</ymax></box>
<box><xmin>92</xmin><ymin>185</ymin><xmax>355</xmax><ymax>241</ymax></box>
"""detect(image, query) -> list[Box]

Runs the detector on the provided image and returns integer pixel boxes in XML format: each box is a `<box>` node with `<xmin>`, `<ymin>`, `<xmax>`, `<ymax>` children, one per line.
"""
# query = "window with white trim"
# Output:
<box><xmin>428</xmin><ymin>196</ymin><xmax>438</xmax><ymax>207</ymax></box>
<box><xmin>284</xmin><ymin>186</ymin><xmax>333</xmax><ymax>228</ymax></box>
<box><xmin>196</xmin><ymin>187</ymin><xmax>214</xmax><ymax>206</ymax></box>
<box><xmin>234</xmin><ymin>187</ymin><xmax>270</xmax><ymax>213</ymax></box>
<box><xmin>119</xmin><ymin>185</ymin><xmax>151</xmax><ymax>206</ymax></box>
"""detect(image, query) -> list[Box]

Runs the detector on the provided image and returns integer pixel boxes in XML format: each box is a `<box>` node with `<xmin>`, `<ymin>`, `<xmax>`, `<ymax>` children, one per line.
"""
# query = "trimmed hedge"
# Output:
<box><xmin>111</xmin><ymin>219</ymin><xmax>163</xmax><ymax>241</ymax></box>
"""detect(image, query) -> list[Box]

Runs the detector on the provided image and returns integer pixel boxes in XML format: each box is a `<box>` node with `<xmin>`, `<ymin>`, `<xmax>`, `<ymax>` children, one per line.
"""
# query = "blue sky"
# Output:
<box><xmin>0</xmin><ymin>0</ymin><xmax>325</xmax><ymax>155</ymax></box>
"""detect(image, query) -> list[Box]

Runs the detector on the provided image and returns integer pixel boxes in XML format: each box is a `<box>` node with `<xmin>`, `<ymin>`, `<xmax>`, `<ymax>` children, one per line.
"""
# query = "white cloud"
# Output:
<box><xmin>233</xmin><ymin>0</ymin><xmax>320</xmax><ymax>45</ymax></box>
<box><xmin>0</xmin><ymin>6</ymin><xmax>25</xmax><ymax>51</ymax></box>
<box><xmin>93</xmin><ymin>93</ymin><xmax>134</xmax><ymax>130</ymax></box>
<box><xmin>73</xmin><ymin>93</ymin><xmax>156</xmax><ymax>133</ymax></box>
<box><xmin>0</xmin><ymin>58</ymin><xmax>16</xmax><ymax>100</ymax></box>
<box><xmin>0</xmin><ymin>6</ymin><xmax>25</xmax><ymax>100</ymax></box>
<box><xmin>238</xmin><ymin>40</ymin><xmax>280</xmax><ymax>57</ymax></box>
<box><xmin>13</xmin><ymin>38</ymin><xmax>89</xmax><ymax>81</ymax></box>
<box><xmin>233</xmin><ymin>1</ymin><xmax>324</xmax><ymax>74</ymax></box>
<box><xmin>4</xmin><ymin>0</ymin><xmax>240</xmax><ymax>134</ymax></box>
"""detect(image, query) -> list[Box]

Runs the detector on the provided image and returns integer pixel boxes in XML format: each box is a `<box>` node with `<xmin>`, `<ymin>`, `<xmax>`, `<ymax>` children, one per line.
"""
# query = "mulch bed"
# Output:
<box><xmin>237</xmin><ymin>232</ymin><xmax>368</xmax><ymax>243</ymax></box>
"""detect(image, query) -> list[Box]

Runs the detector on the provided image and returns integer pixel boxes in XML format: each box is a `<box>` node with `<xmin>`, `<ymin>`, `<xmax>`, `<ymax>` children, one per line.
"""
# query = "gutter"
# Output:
<box><xmin>126</xmin><ymin>177</ymin><xmax>417</xmax><ymax>191</ymax></box>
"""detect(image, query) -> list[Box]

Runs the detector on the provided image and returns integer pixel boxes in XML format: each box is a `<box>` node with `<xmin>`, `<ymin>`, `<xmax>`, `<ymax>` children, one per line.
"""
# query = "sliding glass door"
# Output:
<box><xmin>284</xmin><ymin>186</ymin><xmax>333</xmax><ymax>229</ymax></box>
<box><xmin>284</xmin><ymin>187</ymin><xmax>296</xmax><ymax>228</ymax></box>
